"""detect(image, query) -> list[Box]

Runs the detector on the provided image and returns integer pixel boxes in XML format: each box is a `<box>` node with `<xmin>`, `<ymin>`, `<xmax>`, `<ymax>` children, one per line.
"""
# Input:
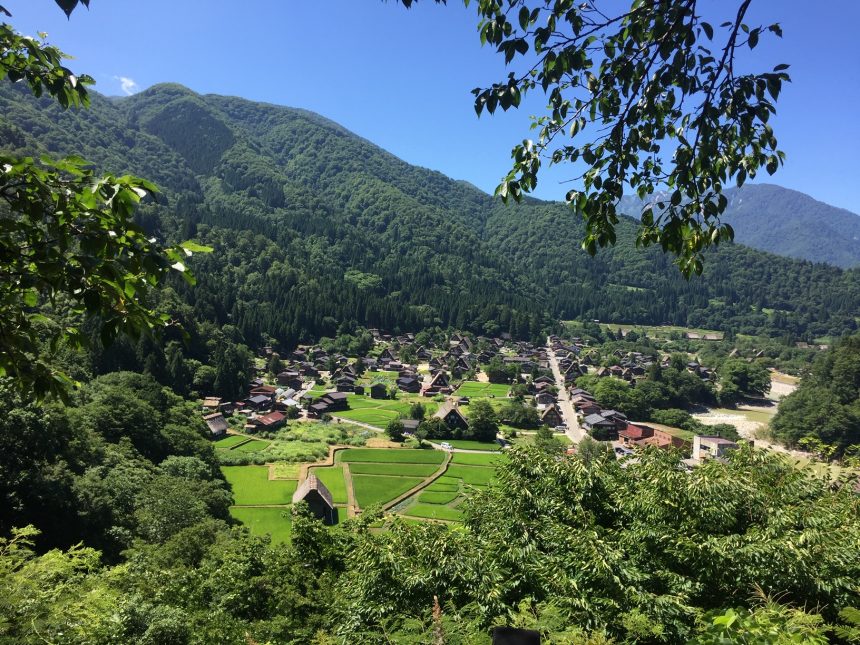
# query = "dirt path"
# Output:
<box><xmin>331</xmin><ymin>416</ymin><xmax>383</xmax><ymax>433</ymax></box>
<box><xmin>379</xmin><ymin>451</ymin><xmax>453</xmax><ymax>512</ymax></box>
<box><xmin>343</xmin><ymin>464</ymin><xmax>358</xmax><ymax>518</ymax></box>
<box><xmin>292</xmin><ymin>444</ymin><xmax>349</xmax><ymax>483</ymax></box>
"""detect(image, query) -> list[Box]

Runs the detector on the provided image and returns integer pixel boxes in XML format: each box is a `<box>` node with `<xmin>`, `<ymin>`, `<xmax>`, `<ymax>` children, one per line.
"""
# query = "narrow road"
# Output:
<box><xmin>546</xmin><ymin>336</ymin><xmax>587</xmax><ymax>443</ymax></box>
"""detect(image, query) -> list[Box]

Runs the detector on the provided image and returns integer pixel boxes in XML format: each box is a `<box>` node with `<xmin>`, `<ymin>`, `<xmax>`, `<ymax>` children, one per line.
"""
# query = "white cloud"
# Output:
<box><xmin>113</xmin><ymin>76</ymin><xmax>139</xmax><ymax>96</ymax></box>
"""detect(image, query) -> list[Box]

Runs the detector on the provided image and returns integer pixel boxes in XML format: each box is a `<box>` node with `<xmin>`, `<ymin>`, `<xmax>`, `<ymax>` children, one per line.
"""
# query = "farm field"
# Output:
<box><xmin>214</xmin><ymin>434</ymin><xmax>249</xmax><ymax>449</ymax></box>
<box><xmin>337</xmin><ymin>448</ymin><xmax>445</xmax><ymax>464</ymax></box>
<box><xmin>334</xmin><ymin>394</ymin><xmax>438</xmax><ymax>429</ymax></box>
<box><xmin>347</xmin><ymin>462</ymin><xmax>440</xmax><ymax>477</ymax></box>
<box><xmin>229</xmin><ymin>506</ymin><xmax>292</xmax><ymax>544</ymax></box>
<box><xmin>271</xmin><ymin>463</ymin><xmax>301</xmax><ymax>478</ymax></box>
<box><xmin>455</xmin><ymin>381</ymin><xmax>510</xmax><ymax>398</ymax></box>
<box><xmin>442</xmin><ymin>439</ymin><xmax>502</xmax><ymax>452</ymax></box>
<box><xmin>450</xmin><ymin>452</ymin><xmax>507</xmax><ymax>466</ymax></box>
<box><xmin>401</xmin><ymin>503</ymin><xmax>462</xmax><ymax>522</ymax></box>
<box><xmin>222</xmin><ymin>465</ymin><xmax>298</xmax><ymax>505</ymax></box>
<box><xmin>510</xmin><ymin>432</ymin><xmax>573</xmax><ymax>447</ymax></box>
<box><xmin>352</xmin><ymin>474</ymin><xmax>424</xmax><ymax>507</ymax></box>
<box><xmin>229</xmin><ymin>506</ymin><xmax>348</xmax><ymax>544</ymax></box>
<box><xmin>445</xmin><ymin>464</ymin><xmax>497</xmax><ymax>486</ymax></box>
<box><xmin>234</xmin><ymin>439</ymin><xmax>271</xmax><ymax>452</ymax></box>
<box><xmin>417</xmin><ymin>490</ymin><xmax>460</xmax><ymax>504</ymax></box>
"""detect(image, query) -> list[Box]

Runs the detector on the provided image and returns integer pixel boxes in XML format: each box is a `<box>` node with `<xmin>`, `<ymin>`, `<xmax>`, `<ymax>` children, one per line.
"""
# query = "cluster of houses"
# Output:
<box><xmin>201</xmin><ymin>377</ymin><xmax>301</xmax><ymax>437</ymax></box>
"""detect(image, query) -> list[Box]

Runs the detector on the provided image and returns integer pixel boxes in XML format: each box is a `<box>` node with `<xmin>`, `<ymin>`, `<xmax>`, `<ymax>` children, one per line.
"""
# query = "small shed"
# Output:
<box><xmin>292</xmin><ymin>474</ymin><xmax>336</xmax><ymax>524</ymax></box>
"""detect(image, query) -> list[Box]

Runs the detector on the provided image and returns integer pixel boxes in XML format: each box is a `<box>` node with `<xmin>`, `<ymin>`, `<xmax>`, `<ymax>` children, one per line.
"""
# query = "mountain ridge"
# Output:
<box><xmin>1</xmin><ymin>81</ymin><xmax>858</xmax><ymax>346</ymax></box>
<box><xmin>617</xmin><ymin>183</ymin><xmax>860</xmax><ymax>268</ymax></box>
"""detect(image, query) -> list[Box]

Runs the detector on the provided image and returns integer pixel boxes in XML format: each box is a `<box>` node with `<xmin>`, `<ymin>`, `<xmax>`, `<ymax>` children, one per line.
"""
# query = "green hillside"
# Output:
<box><xmin>1</xmin><ymin>82</ymin><xmax>858</xmax><ymax>348</ymax></box>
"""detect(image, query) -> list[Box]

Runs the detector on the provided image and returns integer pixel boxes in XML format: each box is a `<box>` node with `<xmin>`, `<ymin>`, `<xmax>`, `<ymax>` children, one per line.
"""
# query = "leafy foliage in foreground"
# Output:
<box><xmin>3</xmin><ymin>427</ymin><xmax>858</xmax><ymax>643</ymax></box>
<box><xmin>0</xmin><ymin>24</ymin><xmax>209</xmax><ymax>399</ymax></box>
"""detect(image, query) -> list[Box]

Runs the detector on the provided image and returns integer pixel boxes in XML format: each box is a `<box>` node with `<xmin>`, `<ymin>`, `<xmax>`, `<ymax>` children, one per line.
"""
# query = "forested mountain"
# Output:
<box><xmin>619</xmin><ymin>184</ymin><xmax>860</xmax><ymax>268</ymax></box>
<box><xmin>1</xmin><ymin>82</ymin><xmax>858</xmax><ymax>352</ymax></box>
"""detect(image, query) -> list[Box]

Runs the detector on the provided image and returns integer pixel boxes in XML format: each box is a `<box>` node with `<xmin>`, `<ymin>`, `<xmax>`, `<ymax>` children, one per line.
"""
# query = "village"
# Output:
<box><xmin>197</xmin><ymin>326</ymin><xmax>775</xmax><ymax>542</ymax></box>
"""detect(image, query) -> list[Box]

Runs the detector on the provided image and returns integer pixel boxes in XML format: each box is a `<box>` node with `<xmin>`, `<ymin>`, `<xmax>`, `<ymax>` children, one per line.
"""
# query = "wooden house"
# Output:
<box><xmin>292</xmin><ymin>474</ymin><xmax>336</xmax><ymax>524</ymax></box>
<box><xmin>203</xmin><ymin>413</ymin><xmax>228</xmax><ymax>438</ymax></box>
<box><xmin>433</xmin><ymin>401</ymin><xmax>469</xmax><ymax>431</ymax></box>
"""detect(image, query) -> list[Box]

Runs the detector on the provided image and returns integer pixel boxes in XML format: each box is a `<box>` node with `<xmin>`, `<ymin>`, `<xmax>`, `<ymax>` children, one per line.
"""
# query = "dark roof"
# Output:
<box><xmin>203</xmin><ymin>413</ymin><xmax>228</xmax><ymax>434</ymax></box>
<box><xmin>248</xmin><ymin>394</ymin><xmax>270</xmax><ymax>405</ymax></box>
<box><xmin>324</xmin><ymin>392</ymin><xmax>349</xmax><ymax>401</ymax></box>
<box><xmin>584</xmin><ymin>413</ymin><xmax>614</xmax><ymax>426</ymax></box>
<box><xmin>292</xmin><ymin>474</ymin><xmax>334</xmax><ymax>507</ymax></box>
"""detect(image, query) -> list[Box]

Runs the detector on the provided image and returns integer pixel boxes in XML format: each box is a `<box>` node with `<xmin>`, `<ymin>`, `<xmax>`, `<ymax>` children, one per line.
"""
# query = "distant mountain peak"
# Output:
<box><xmin>619</xmin><ymin>183</ymin><xmax>860</xmax><ymax>268</ymax></box>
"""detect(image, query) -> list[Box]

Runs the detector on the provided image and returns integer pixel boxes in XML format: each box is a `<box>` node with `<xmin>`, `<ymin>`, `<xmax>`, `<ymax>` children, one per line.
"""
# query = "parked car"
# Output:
<box><xmin>554</xmin><ymin>424</ymin><xmax>567</xmax><ymax>432</ymax></box>
<box><xmin>440</xmin><ymin>442</ymin><xmax>453</xmax><ymax>450</ymax></box>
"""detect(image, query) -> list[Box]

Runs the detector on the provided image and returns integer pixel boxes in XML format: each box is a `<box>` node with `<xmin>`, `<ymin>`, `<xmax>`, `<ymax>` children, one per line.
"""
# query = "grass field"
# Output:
<box><xmin>402</xmin><ymin>503</ymin><xmax>463</xmax><ymax>521</ymax></box>
<box><xmin>352</xmin><ymin>475</ymin><xmax>424</xmax><ymax>507</ymax></box>
<box><xmin>455</xmin><ymin>381</ymin><xmax>510</xmax><ymax>398</ymax></box>
<box><xmin>347</xmin><ymin>462</ymin><xmax>440</xmax><ymax>477</ymax></box>
<box><xmin>222</xmin><ymin>466</ymin><xmax>298</xmax><ymax>505</ymax></box>
<box><xmin>566</xmin><ymin>319</ymin><xmax>724</xmax><ymax>340</ymax></box>
<box><xmin>234</xmin><ymin>439</ymin><xmax>271</xmax><ymax>452</ymax></box>
<box><xmin>445</xmin><ymin>464</ymin><xmax>497</xmax><ymax>486</ymax></box>
<box><xmin>230</xmin><ymin>506</ymin><xmax>347</xmax><ymax>544</ymax></box>
<box><xmin>334</xmin><ymin>395</ymin><xmax>438</xmax><ymax>429</ymax></box>
<box><xmin>417</xmin><ymin>490</ymin><xmax>461</xmax><ymax>504</ymax></box>
<box><xmin>450</xmin><ymin>452</ymin><xmax>507</xmax><ymax>466</ymax></box>
<box><xmin>511</xmin><ymin>432</ymin><xmax>573</xmax><ymax>447</ymax></box>
<box><xmin>309</xmin><ymin>465</ymin><xmax>348</xmax><ymax>504</ymax></box>
<box><xmin>214</xmin><ymin>435</ymin><xmax>250</xmax><ymax>449</ymax></box>
<box><xmin>443</xmin><ymin>439</ymin><xmax>502</xmax><ymax>452</ymax></box>
<box><xmin>338</xmin><ymin>448</ymin><xmax>445</xmax><ymax>464</ymax></box>
<box><xmin>230</xmin><ymin>506</ymin><xmax>292</xmax><ymax>543</ymax></box>
<box><xmin>425</xmin><ymin>480</ymin><xmax>460</xmax><ymax>492</ymax></box>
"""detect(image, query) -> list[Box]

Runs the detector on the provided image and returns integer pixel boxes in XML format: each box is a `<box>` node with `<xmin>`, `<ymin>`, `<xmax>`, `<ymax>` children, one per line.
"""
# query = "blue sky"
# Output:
<box><xmin>7</xmin><ymin>0</ymin><xmax>860</xmax><ymax>213</ymax></box>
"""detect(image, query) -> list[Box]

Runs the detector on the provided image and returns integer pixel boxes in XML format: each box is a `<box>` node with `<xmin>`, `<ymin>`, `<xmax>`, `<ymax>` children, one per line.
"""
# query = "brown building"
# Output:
<box><xmin>292</xmin><ymin>474</ymin><xmax>336</xmax><ymax>524</ymax></box>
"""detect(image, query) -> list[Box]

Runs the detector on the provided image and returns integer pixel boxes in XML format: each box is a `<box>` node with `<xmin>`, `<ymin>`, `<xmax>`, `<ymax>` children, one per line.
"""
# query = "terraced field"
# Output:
<box><xmin>352</xmin><ymin>474</ymin><xmax>426</xmax><ymax>507</ymax></box>
<box><xmin>333</xmin><ymin>394</ymin><xmax>438</xmax><ymax>428</ymax></box>
<box><xmin>222</xmin><ymin>465</ymin><xmax>298</xmax><ymax>505</ymax></box>
<box><xmin>338</xmin><ymin>448</ymin><xmax>446</xmax><ymax>464</ymax></box>
<box><xmin>455</xmin><ymin>381</ymin><xmax>510</xmax><ymax>398</ymax></box>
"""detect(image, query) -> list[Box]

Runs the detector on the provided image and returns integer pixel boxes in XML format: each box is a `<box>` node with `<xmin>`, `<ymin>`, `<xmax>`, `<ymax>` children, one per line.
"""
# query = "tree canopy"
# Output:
<box><xmin>406</xmin><ymin>0</ymin><xmax>790</xmax><ymax>276</ymax></box>
<box><xmin>0</xmin><ymin>8</ymin><xmax>209</xmax><ymax>398</ymax></box>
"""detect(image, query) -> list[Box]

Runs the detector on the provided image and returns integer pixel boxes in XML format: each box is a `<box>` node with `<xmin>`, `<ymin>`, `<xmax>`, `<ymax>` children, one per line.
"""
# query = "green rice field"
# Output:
<box><xmin>347</xmin><ymin>462</ymin><xmax>440</xmax><ymax>477</ymax></box>
<box><xmin>333</xmin><ymin>394</ymin><xmax>438</xmax><ymax>428</ymax></box>
<box><xmin>229</xmin><ymin>506</ymin><xmax>293</xmax><ymax>544</ymax></box>
<box><xmin>214</xmin><ymin>434</ymin><xmax>249</xmax><ymax>449</ymax></box>
<box><xmin>234</xmin><ymin>439</ymin><xmax>271</xmax><ymax>452</ymax></box>
<box><xmin>454</xmin><ymin>381</ymin><xmax>510</xmax><ymax>398</ymax></box>
<box><xmin>402</xmin><ymin>503</ymin><xmax>462</xmax><ymax>522</ymax></box>
<box><xmin>444</xmin><ymin>464</ymin><xmax>496</xmax><ymax>486</ymax></box>
<box><xmin>222</xmin><ymin>466</ymin><xmax>298</xmax><ymax>505</ymax></box>
<box><xmin>337</xmin><ymin>448</ymin><xmax>445</xmax><ymax>464</ymax></box>
<box><xmin>443</xmin><ymin>439</ymin><xmax>502</xmax><ymax>452</ymax></box>
<box><xmin>352</xmin><ymin>474</ymin><xmax>425</xmax><ymax>507</ymax></box>
<box><xmin>450</xmin><ymin>452</ymin><xmax>507</xmax><ymax>466</ymax></box>
<box><xmin>417</xmin><ymin>490</ymin><xmax>460</xmax><ymax>505</ymax></box>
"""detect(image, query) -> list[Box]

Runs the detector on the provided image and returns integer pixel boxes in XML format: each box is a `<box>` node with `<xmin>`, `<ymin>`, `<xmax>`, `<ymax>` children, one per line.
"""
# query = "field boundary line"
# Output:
<box><xmin>379</xmin><ymin>451</ymin><xmax>452</xmax><ymax>512</ymax></box>
<box><xmin>343</xmin><ymin>464</ymin><xmax>358</xmax><ymax>517</ymax></box>
<box><xmin>287</xmin><ymin>444</ymin><xmax>350</xmax><ymax>483</ymax></box>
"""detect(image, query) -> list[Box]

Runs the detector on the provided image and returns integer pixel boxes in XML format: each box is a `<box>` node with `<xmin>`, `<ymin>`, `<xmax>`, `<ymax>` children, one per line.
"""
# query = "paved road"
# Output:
<box><xmin>546</xmin><ymin>336</ymin><xmax>587</xmax><ymax>443</ymax></box>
